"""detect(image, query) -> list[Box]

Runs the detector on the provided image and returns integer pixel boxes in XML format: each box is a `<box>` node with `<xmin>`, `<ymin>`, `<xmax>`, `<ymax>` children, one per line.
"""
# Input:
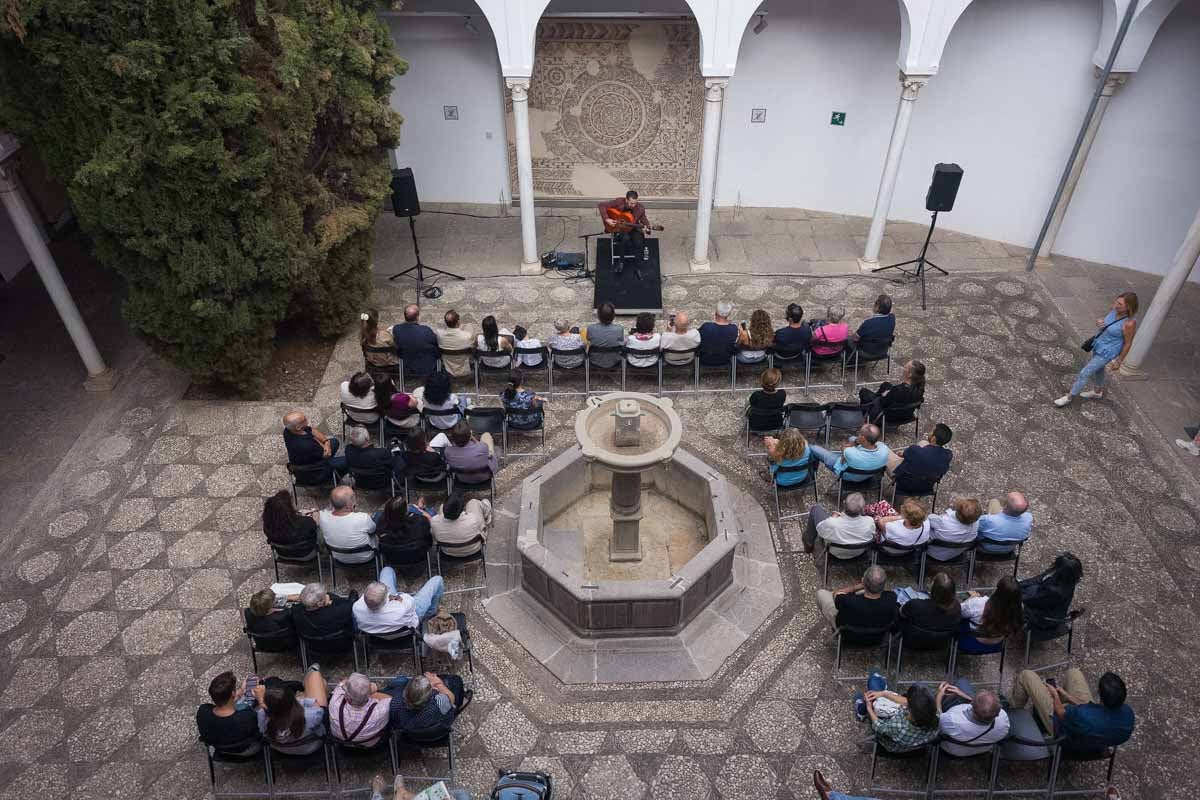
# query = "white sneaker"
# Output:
<box><xmin>1176</xmin><ymin>439</ymin><xmax>1200</xmax><ymax>456</ymax></box>
<box><xmin>1053</xmin><ymin>395</ymin><xmax>1073</xmax><ymax>408</ymax></box>
<box><xmin>1079</xmin><ymin>390</ymin><xmax>1104</xmax><ymax>399</ymax></box>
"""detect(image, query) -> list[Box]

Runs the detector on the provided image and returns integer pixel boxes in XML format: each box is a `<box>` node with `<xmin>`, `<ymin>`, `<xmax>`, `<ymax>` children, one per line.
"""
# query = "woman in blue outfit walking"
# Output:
<box><xmin>1054</xmin><ymin>292</ymin><xmax>1137</xmax><ymax>408</ymax></box>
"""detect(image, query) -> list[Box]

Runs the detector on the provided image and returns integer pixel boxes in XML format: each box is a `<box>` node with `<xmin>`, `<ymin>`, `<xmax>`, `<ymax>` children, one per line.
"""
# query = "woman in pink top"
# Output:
<box><xmin>810</xmin><ymin>306</ymin><xmax>849</xmax><ymax>356</ymax></box>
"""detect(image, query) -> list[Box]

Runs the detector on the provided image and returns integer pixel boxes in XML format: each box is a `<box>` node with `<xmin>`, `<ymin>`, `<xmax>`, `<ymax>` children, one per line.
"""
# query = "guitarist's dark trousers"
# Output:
<box><xmin>613</xmin><ymin>228</ymin><xmax>644</xmax><ymax>271</ymax></box>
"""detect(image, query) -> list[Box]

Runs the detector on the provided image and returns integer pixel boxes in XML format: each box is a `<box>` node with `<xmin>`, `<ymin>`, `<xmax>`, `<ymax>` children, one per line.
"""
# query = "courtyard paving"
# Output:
<box><xmin>0</xmin><ymin>208</ymin><xmax>1198</xmax><ymax>799</ymax></box>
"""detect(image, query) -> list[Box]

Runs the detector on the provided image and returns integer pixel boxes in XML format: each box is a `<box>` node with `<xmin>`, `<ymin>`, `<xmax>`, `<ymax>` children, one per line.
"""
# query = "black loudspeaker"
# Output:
<box><xmin>391</xmin><ymin>167</ymin><xmax>420</xmax><ymax>218</ymax></box>
<box><xmin>925</xmin><ymin>163</ymin><xmax>963</xmax><ymax>212</ymax></box>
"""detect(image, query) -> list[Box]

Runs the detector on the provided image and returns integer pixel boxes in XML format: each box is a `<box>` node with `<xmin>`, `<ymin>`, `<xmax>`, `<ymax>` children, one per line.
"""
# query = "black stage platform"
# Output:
<box><xmin>593</xmin><ymin>238</ymin><xmax>663</xmax><ymax>315</ymax></box>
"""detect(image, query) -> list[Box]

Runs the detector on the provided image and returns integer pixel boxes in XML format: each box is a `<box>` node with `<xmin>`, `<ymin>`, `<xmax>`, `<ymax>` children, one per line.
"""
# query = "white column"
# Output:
<box><xmin>506</xmin><ymin>78</ymin><xmax>541</xmax><ymax>275</ymax></box>
<box><xmin>1037</xmin><ymin>72</ymin><xmax>1129</xmax><ymax>263</ymax></box>
<box><xmin>690</xmin><ymin>77</ymin><xmax>729</xmax><ymax>273</ymax></box>
<box><xmin>0</xmin><ymin>159</ymin><xmax>118</xmax><ymax>391</ymax></box>
<box><xmin>859</xmin><ymin>73</ymin><xmax>930</xmax><ymax>270</ymax></box>
<box><xmin>1119</xmin><ymin>206</ymin><xmax>1200</xmax><ymax>377</ymax></box>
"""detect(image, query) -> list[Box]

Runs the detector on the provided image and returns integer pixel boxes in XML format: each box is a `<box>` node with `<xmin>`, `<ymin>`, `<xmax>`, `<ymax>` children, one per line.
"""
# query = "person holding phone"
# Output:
<box><xmin>1055</xmin><ymin>292</ymin><xmax>1138</xmax><ymax>407</ymax></box>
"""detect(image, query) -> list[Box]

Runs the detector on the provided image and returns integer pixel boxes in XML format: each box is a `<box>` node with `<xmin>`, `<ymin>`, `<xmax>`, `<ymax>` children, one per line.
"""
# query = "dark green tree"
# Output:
<box><xmin>0</xmin><ymin>0</ymin><xmax>405</xmax><ymax>392</ymax></box>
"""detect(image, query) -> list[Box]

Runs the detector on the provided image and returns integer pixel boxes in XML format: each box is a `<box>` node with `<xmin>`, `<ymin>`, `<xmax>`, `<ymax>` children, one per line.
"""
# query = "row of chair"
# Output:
<box><xmin>747</xmin><ymin>398</ymin><xmax>923</xmax><ymax>452</ymax></box>
<box><xmin>366</xmin><ymin>336</ymin><xmax>894</xmax><ymax>397</ymax></box>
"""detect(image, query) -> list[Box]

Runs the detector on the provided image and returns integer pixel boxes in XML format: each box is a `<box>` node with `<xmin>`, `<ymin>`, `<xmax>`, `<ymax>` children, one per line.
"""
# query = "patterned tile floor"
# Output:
<box><xmin>2</xmin><ymin>245</ymin><xmax>1199</xmax><ymax>799</ymax></box>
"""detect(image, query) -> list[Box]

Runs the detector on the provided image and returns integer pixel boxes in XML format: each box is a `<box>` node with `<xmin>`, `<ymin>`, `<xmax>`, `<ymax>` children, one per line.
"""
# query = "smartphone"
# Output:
<box><xmin>668</xmin><ymin>313</ymin><xmax>676</xmax><ymax>327</ymax></box>
<box><xmin>244</xmin><ymin>674</ymin><xmax>259</xmax><ymax>702</ymax></box>
<box><xmin>741</xmin><ymin>320</ymin><xmax>748</xmax><ymax>329</ymax></box>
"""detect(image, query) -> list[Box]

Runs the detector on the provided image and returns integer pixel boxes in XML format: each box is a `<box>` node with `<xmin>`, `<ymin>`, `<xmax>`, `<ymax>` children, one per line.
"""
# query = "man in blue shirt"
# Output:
<box><xmin>976</xmin><ymin>491</ymin><xmax>1032</xmax><ymax>554</ymax></box>
<box><xmin>888</xmin><ymin>423</ymin><xmax>953</xmax><ymax>481</ymax></box>
<box><xmin>282</xmin><ymin>411</ymin><xmax>347</xmax><ymax>474</ymax></box>
<box><xmin>391</xmin><ymin>304</ymin><xmax>440</xmax><ymax>378</ymax></box>
<box><xmin>1010</xmin><ymin>669</ymin><xmax>1135</xmax><ymax>752</ymax></box>
<box><xmin>852</xmin><ymin>294</ymin><xmax>896</xmax><ymax>350</ymax></box>
<box><xmin>772</xmin><ymin>302</ymin><xmax>811</xmax><ymax>357</ymax></box>
<box><xmin>809</xmin><ymin>423</ymin><xmax>890</xmax><ymax>482</ymax></box>
<box><xmin>698</xmin><ymin>300</ymin><xmax>740</xmax><ymax>366</ymax></box>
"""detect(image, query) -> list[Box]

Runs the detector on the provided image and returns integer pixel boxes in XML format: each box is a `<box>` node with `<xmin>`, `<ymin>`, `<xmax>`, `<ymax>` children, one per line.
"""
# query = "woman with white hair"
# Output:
<box><xmin>548</xmin><ymin>318</ymin><xmax>584</xmax><ymax>369</ymax></box>
<box><xmin>329</xmin><ymin>672</ymin><xmax>394</xmax><ymax>748</ymax></box>
<box><xmin>810</xmin><ymin>306</ymin><xmax>849</xmax><ymax>357</ymax></box>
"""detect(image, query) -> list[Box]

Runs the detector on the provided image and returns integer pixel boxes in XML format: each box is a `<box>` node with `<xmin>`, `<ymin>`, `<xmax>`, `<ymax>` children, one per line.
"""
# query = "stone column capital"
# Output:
<box><xmin>898</xmin><ymin>72</ymin><xmax>931</xmax><ymax>101</ymax></box>
<box><xmin>703</xmin><ymin>77</ymin><xmax>729</xmax><ymax>102</ymax></box>
<box><xmin>505</xmin><ymin>77</ymin><xmax>531</xmax><ymax>100</ymax></box>
<box><xmin>1092</xmin><ymin>68</ymin><xmax>1131</xmax><ymax>96</ymax></box>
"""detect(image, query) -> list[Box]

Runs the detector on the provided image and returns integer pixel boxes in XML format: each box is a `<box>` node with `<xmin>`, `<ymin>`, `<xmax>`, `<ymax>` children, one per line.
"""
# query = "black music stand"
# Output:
<box><xmin>872</xmin><ymin>210</ymin><xmax>948</xmax><ymax>310</ymax></box>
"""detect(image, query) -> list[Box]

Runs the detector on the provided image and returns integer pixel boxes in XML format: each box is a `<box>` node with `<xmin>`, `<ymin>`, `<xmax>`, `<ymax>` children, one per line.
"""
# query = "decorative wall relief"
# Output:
<box><xmin>507</xmin><ymin>20</ymin><xmax>704</xmax><ymax>201</ymax></box>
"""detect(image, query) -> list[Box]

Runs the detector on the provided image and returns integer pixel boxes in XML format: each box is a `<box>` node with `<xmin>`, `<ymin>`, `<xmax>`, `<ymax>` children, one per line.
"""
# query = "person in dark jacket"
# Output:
<box><xmin>344</xmin><ymin>425</ymin><xmax>405</xmax><ymax>484</ymax></box>
<box><xmin>291</xmin><ymin>582</ymin><xmax>356</xmax><ymax>640</ymax></box>
<box><xmin>852</xmin><ymin>293</ymin><xmax>896</xmax><ymax>350</ymax></box>
<box><xmin>1019</xmin><ymin>553</ymin><xmax>1083</xmax><ymax>630</ymax></box>
<box><xmin>403</xmin><ymin>430</ymin><xmax>447</xmax><ymax>478</ymax></box>
<box><xmin>376</xmin><ymin>497</ymin><xmax>434</xmax><ymax>569</ymax></box>
<box><xmin>899</xmin><ymin>571</ymin><xmax>962</xmax><ymax>639</ymax></box>
<box><xmin>262</xmin><ymin>490</ymin><xmax>319</xmax><ymax>553</ymax></box>
<box><xmin>391</xmin><ymin>304</ymin><xmax>440</xmax><ymax>378</ymax></box>
<box><xmin>859</xmin><ymin>359</ymin><xmax>925</xmax><ymax>424</ymax></box>
<box><xmin>246</xmin><ymin>588</ymin><xmax>297</xmax><ymax>641</ymax></box>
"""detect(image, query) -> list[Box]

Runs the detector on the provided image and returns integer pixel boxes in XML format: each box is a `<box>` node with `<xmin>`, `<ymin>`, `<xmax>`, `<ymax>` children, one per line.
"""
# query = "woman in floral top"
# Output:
<box><xmin>866</xmin><ymin>683</ymin><xmax>940</xmax><ymax>752</ymax></box>
<box><xmin>500</xmin><ymin>369</ymin><xmax>545</xmax><ymax>429</ymax></box>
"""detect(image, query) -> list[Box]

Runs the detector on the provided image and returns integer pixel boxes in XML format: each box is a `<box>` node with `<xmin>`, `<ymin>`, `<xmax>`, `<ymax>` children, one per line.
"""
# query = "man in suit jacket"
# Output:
<box><xmin>392</xmin><ymin>304</ymin><xmax>440</xmax><ymax>377</ymax></box>
<box><xmin>344</xmin><ymin>425</ymin><xmax>404</xmax><ymax>484</ymax></box>
<box><xmin>291</xmin><ymin>582</ymin><xmax>356</xmax><ymax>640</ymax></box>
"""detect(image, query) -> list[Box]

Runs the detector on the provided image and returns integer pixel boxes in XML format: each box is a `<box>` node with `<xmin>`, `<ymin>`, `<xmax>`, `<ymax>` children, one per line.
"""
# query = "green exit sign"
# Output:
<box><xmin>830</xmin><ymin>111</ymin><xmax>846</xmax><ymax>126</ymax></box>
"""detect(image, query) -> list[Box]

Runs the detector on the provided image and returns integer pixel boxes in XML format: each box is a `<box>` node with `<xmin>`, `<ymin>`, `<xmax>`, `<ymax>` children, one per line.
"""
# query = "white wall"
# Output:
<box><xmin>385</xmin><ymin>16</ymin><xmax>511</xmax><ymax>205</ymax></box>
<box><xmin>1055</xmin><ymin>0</ymin><xmax>1200</xmax><ymax>279</ymax></box>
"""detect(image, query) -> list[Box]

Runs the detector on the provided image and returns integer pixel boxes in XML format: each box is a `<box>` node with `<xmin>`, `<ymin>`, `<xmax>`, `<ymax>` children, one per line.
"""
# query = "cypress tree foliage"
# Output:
<box><xmin>0</xmin><ymin>0</ymin><xmax>405</xmax><ymax>392</ymax></box>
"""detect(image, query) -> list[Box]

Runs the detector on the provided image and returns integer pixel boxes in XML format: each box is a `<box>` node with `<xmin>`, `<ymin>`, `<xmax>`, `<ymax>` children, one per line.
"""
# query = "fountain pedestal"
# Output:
<box><xmin>608</xmin><ymin>471</ymin><xmax>644</xmax><ymax>562</ymax></box>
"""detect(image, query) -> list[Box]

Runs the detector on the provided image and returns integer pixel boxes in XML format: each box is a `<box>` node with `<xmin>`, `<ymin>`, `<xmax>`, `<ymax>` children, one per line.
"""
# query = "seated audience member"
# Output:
<box><xmin>256</xmin><ymin>667</ymin><xmax>329</xmax><ymax>755</ymax></box>
<box><xmin>1019</xmin><ymin>553</ymin><xmax>1083</xmax><ymax>630</ymax></box>
<box><xmin>436</xmin><ymin>310</ymin><xmax>475</xmax><ymax>378</ymax></box>
<box><xmin>959</xmin><ymin>575</ymin><xmax>1024</xmax><ymax>646</ymax></box>
<box><xmin>765</xmin><ymin>427</ymin><xmax>811</xmax><ymax>487</ymax></box>
<box><xmin>660</xmin><ymin>311</ymin><xmax>701</xmax><ymax>365</ymax></box>
<box><xmin>403</xmin><ymin>430</ymin><xmax>447</xmax><ymax>479</ymax></box>
<box><xmin>809</xmin><ymin>307</ymin><xmax>849</xmax><ymax>356</ymax></box>
<box><xmin>802</xmin><ymin>491</ymin><xmax>875</xmax><ymax>559</ymax></box>
<box><xmin>197</xmin><ymin>671</ymin><xmax>261</xmax><ymax>753</ymax></box>
<box><xmin>377</xmin><ymin>375</ymin><xmax>420</xmax><ymax>430</ymax></box>
<box><xmin>748</xmin><ymin>368</ymin><xmax>786</xmax><ymax>428</ymax></box>
<box><xmin>262</xmin><ymin>490</ymin><xmax>318</xmax><ymax>552</ymax></box>
<box><xmin>412</xmin><ymin>371</ymin><xmax>464</xmax><ymax>431</ymax></box>
<box><xmin>391</xmin><ymin>304</ymin><xmax>440</xmax><ymax>378</ymax></box>
<box><xmin>329</xmin><ymin>672</ymin><xmax>394</xmax><ymax>748</ymax></box>
<box><xmin>344</xmin><ymin>425</ymin><xmax>404</xmax><ymax>481</ymax></box>
<box><xmin>430</xmin><ymin>493</ymin><xmax>492</xmax><ymax>558</ymax></box>
<box><xmin>814</xmin><ymin>770</ymin><xmax>886</xmax><ymax>800</ymax></box>
<box><xmin>936</xmin><ymin>680</ymin><xmax>1010</xmax><ymax>755</ymax></box>
<box><xmin>888</xmin><ymin>423</ymin><xmax>953</xmax><ymax>482</ymax></box>
<box><xmin>1009</xmin><ymin>669</ymin><xmax>1134</xmax><ymax>751</ymax></box>
<box><xmin>772</xmin><ymin>303</ymin><xmax>812</xmax><ymax>357</ymax></box>
<box><xmin>859</xmin><ymin>359</ymin><xmax>926</xmax><ymax>424</ymax></box>
<box><xmin>384</xmin><ymin>672</ymin><xmax>471</xmax><ymax>733</ymax></box>
<box><xmin>318</xmin><ymin>486</ymin><xmax>377</xmax><ymax>564</ymax></box>
<box><xmin>698</xmin><ymin>301</ymin><xmax>740</xmax><ymax>366</ymax></box>
<box><xmin>736</xmin><ymin>308</ymin><xmax>773</xmax><ymax>364</ymax></box>
<box><xmin>548</xmin><ymin>318</ymin><xmax>585</xmax><ymax>368</ymax></box>
<box><xmin>862</xmin><ymin>681</ymin><xmax>940</xmax><ymax>753</ymax></box>
<box><xmin>372</xmin><ymin>774</ymin><xmax>471</xmax><ymax>800</ymax></box>
<box><xmin>875</xmin><ymin>499</ymin><xmax>931</xmax><ymax>555</ymax></box>
<box><xmin>375</xmin><ymin>496</ymin><xmax>434</xmax><ymax>562</ymax></box>
<box><xmin>512</xmin><ymin>325</ymin><xmax>544</xmax><ymax>368</ymax></box>
<box><xmin>501</xmin><ymin>369</ymin><xmax>545</xmax><ymax>429</ymax></box>
<box><xmin>927</xmin><ymin>497</ymin><xmax>982</xmax><ymax>561</ymax></box>
<box><xmin>583</xmin><ymin>302</ymin><xmax>624</xmax><ymax>368</ymax></box>
<box><xmin>341</xmin><ymin>370</ymin><xmax>381</xmax><ymax>425</ymax></box>
<box><xmin>809</xmin><ymin>423</ymin><xmax>891</xmax><ymax>482</ymax></box>
<box><xmin>290</xmin><ymin>582</ymin><xmax>356</xmax><ymax>640</ymax></box>
<box><xmin>246</xmin><ymin>588</ymin><xmax>297</xmax><ymax>641</ymax></box>
<box><xmin>282</xmin><ymin>411</ymin><xmax>346</xmax><ymax>473</ymax></box>
<box><xmin>476</xmin><ymin>315</ymin><xmax>514</xmax><ymax>368</ymax></box>
<box><xmin>899</xmin><ymin>572</ymin><xmax>962</xmax><ymax>636</ymax></box>
<box><xmin>443</xmin><ymin>420</ymin><xmax>497</xmax><ymax>476</ymax></box>
<box><xmin>352</xmin><ymin>569</ymin><xmax>445</xmax><ymax>635</ymax></box>
<box><xmin>853</xmin><ymin>293</ymin><xmax>896</xmax><ymax>349</ymax></box>
<box><xmin>815</xmin><ymin>565</ymin><xmax>898</xmax><ymax>631</ymax></box>
<box><xmin>625</xmin><ymin>312</ymin><xmax>661</xmax><ymax>368</ymax></box>
<box><xmin>977</xmin><ymin>491</ymin><xmax>1032</xmax><ymax>554</ymax></box>
<box><xmin>361</xmin><ymin>309</ymin><xmax>398</xmax><ymax>367</ymax></box>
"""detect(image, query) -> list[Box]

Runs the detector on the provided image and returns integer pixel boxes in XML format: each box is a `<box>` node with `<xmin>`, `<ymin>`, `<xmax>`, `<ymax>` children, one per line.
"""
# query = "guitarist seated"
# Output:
<box><xmin>598</xmin><ymin>190</ymin><xmax>654</xmax><ymax>269</ymax></box>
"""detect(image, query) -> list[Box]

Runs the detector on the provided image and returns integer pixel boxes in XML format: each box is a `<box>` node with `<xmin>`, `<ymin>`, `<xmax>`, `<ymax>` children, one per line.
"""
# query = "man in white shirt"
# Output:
<box><xmin>318</xmin><ymin>486</ymin><xmax>377</xmax><ymax>564</ymax></box>
<box><xmin>436</xmin><ymin>310</ymin><xmax>475</xmax><ymax>378</ymax></box>
<box><xmin>936</xmin><ymin>680</ymin><xmax>1010</xmax><ymax>756</ymax></box>
<box><xmin>802</xmin><ymin>492</ymin><xmax>875</xmax><ymax>559</ymax></box>
<box><xmin>660</xmin><ymin>311</ymin><xmax>701</xmax><ymax>366</ymax></box>
<box><xmin>352</xmin><ymin>567</ymin><xmax>445</xmax><ymax>635</ymax></box>
<box><xmin>431</xmin><ymin>494</ymin><xmax>491</xmax><ymax>557</ymax></box>
<box><xmin>927</xmin><ymin>496</ymin><xmax>981</xmax><ymax>561</ymax></box>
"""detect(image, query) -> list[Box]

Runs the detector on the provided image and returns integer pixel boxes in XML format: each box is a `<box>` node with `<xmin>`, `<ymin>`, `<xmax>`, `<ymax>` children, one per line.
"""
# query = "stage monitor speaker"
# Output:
<box><xmin>925</xmin><ymin>163</ymin><xmax>963</xmax><ymax>212</ymax></box>
<box><xmin>391</xmin><ymin>167</ymin><xmax>421</xmax><ymax>218</ymax></box>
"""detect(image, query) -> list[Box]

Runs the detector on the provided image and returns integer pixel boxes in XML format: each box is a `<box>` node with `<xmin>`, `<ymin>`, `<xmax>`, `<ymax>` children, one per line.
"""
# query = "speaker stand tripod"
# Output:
<box><xmin>872</xmin><ymin>210</ymin><xmax>948</xmax><ymax>310</ymax></box>
<box><xmin>388</xmin><ymin>215</ymin><xmax>463</xmax><ymax>300</ymax></box>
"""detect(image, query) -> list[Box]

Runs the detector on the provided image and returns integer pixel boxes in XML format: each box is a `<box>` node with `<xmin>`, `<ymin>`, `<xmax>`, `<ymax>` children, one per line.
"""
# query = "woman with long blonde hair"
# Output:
<box><xmin>765</xmin><ymin>427</ymin><xmax>811</xmax><ymax>486</ymax></box>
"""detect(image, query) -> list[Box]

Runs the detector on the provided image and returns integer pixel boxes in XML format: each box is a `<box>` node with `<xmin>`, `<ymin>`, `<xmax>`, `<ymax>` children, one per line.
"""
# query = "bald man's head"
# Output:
<box><xmin>283</xmin><ymin>411</ymin><xmax>308</xmax><ymax>432</ymax></box>
<box><xmin>403</xmin><ymin>304</ymin><xmax>420</xmax><ymax>322</ymax></box>
<box><xmin>1004</xmin><ymin>492</ymin><xmax>1028</xmax><ymax>516</ymax></box>
<box><xmin>674</xmin><ymin>311</ymin><xmax>690</xmax><ymax>332</ymax></box>
<box><xmin>330</xmin><ymin>485</ymin><xmax>355</xmax><ymax>510</ymax></box>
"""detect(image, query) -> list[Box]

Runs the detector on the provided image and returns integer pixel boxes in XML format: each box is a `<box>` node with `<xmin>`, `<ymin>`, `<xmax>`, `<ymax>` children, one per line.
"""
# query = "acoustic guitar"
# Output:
<box><xmin>605</xmin><ymin>207</ymin><xmax>665</xmax><ymax>234</ymax></box>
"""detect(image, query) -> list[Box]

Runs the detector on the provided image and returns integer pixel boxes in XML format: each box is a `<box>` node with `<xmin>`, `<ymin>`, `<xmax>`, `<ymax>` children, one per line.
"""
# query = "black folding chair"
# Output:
<box><xmin>881</xmin><ymin>401</ymin><xmax>923</xmax><ymax>441</ymax></box>
<box><xmin>244</xmin><ymin>610</ymin><xmax>301</xmax><ymax>673</ymax></box>
<box><xmin>923</xmin><ymin>538</ymin><xmax>978</xmax><ymax>587</ymax></box>
<box><xmin>512</xmin><ymin>345</ymin><xmax>551</xmax><ymax>390</ymax></box>
<box><xmin>949</xmin><ymin>629</ymin><xmax>1008</xmax><ymax>685</ymax></box>
<box><xmin>806</xmin><ymin>345</ymin><xmax>847</xmax><ymax>390</ymax></box>
<box><xmin>1051</xmin><ymin>743</ymin><xmax>1121</xmax><ymax>797</ymax></box>
<box><xmin>398</xmin><ymin>353</ymin><xmax>440</xmax><ymax>393</ymax></box>
<box><xmin>473</xmin><ymin>348</ymin><xmax>513</xmax><ymax>395</ymax></box>
<box><xmin>405</xmin><ymin>463</ymin><xmax>449</xmax><ymax>502</ymax></box>
<box><xmin>733</xmin><ymin>345</ymin><xmax>769</xmax><ymax>388</ymax></box>
<box><xmin>694</xmin><ymin>351</ymin><xmax>736</xmax><ymax>393</ymax></box>
<box><xmin>831</xmin><ymin>622</ymin><xmax>893</xmax><ymax>681</ymax></box>
<box><xmin>504</xmin><ymin>405</ymin><xmax>546</xmax><ymax>459</ymax></box>
<box><xmin>872</xmin><ymin>540</ymin><xmax>929</xmax><ymax>586</ymax></box>
<box><xmin>818</xmin><ymin>541</ymin><xmax>872</xmax><ymax>589</ymax></box>
<box><xmin>585</xmin><ymin>345</ymin><xmax>625</xmax><ymax>394</ymax></box>
<box><xmin>852</xmin><ymin>336</ymin><xmax>895</xmax><ymax>387</ymax></box>
<box><xmin>420</xmin><ymin>406</ymin><xmax>463</xmax><ymax>436</ymax></box>
<box><xmin>785</xmin><ymin>402</ymin><xmax>830</xmax><ymax>442</ymax></box>
<box><xmin>286</xmin><ymin>462</ymin><xmax>337</xmax><ymax>506</ymax></box>
<box><xmin>356</xmin><ymin>627</ymin><xmax>422</xmax><ymax>676</ymax></box>
<box><xmin>270</xmin><ymin>540</ymin><xmax>323</xmax><ymax>584</ymax></box>
<box><xmin>927</xmin><ymin>735</ymin><xmax>1002</xmax><ymax>799</ymax></box>
<box><xmin>437</xmin><ymin>347</ymin><xmax>476</xmax><ymax>391</ymax></box>
<box><xmin>771</xmin><ymin>456</ymin><xmax>819</xmax><ymax>526</ymax></box>
<box><xmin>826</xmin><ymin>401</ymin><xmax>869</xmax><ymax>447</ymax></box>
<box><xmin>420</xmin><ymin>611</ymin><xmax>475</xmax><ymax>673</ymax></box>
<box><xmin>331</xmin><ymin>730</ymin><xmax>398</xmax><ymax>788</ymax></box>
<box><xmin>436</xmin><ymin>535</ymin><xmax>488</xmax><ymax>595</ymax></box>
<box><xmin>323</xmin><ymin>542</ymin><xmax>381</xmax><ymax>589</ymax></box>
<box><xmin>836</xmin><ymin>464</ymin><xmax>887</xmax><ymax>506</ymax></box>
<box><xmin>392</xmin><ymin>723</ymin><xmax>456</xmax><ymax>787</ymax></box>
<box><xmin>867</xmin><ymin>738</ymin><xmax>936</xmax><ymax>799</ymax></box>
<box><xmin>346</xmin><ymin>463</ymin><xmax>399</xmax><ymax>498</ymax></box>
<box><xmin>379</xmin><ymin>539</ymin><xmax>433</xmax><ymax>580</ymax></box>
<box><xmin>548</xmin><ymin>343</ymin><xmax>586</xmax><ymax>397</ymax></box>
<box><xmin>768</xmin><ymin>344</ymin><xmax>808</xmax><ymax>391</ymax></box>
<box><xmin>264</xmin><ymin>729</ymin><xmax>334</xmax><ymax>798</ymax></box>
<box><xmin>892</xmin><ymin>619</ymin><xmax>957</xmax><ymax>685</ymax></box>
<box><xmin>447</xmin><ymin>466</ymin><xmax>494</xmax><ymax>504</ymax></box>
<box><xmin>622</xmin><ymin>346</ymin><xmax>663</xmax><ymax>394</ymax></box>
<box><xmin>363</xmin><ymin>345</ymin><xmax>400</xmax><ymax>384</ymax></box>
<box><xmin>972</xmin><ymin>538</ymin><xmax>1024</xmax><ymax>583</ymax></box>
<box><xmin>744</xmin><ymin>402</ymin><xmax>787</xmax><ymax>455</ymax></box>
<box><xmin>890</xmin><ymin>471</ymin><xmax>943</xmax><ymax>512</ymax></box>
<box><xmin>465</xmin><ymin>406</ymin><xmax>506</xmax><ymax>464</ymax></box>
<box><xmin>341</xmin><ymin>402</ymin><xmax>382</xmax><ymax>442</ymax></box>
<box><xmin>994</xmin><ymin>708</ymin><xmax>1064</xmax><ymax>799</ymax></box>
<box><xmin>1022</xmin><ymin>608</ymin><xmax>1086</xmax><ymax>673</ymax></box>
<box><xmin>199</xmin><ymin>733</ymin><xmax>271</xmax><ymax>798</ymax></box>
<box><xmin>660</xmin><ymin>344</ymin><xmax>700</xmax><ymax>394</ymax></box>
<box><xmin>298</xmin><ymin>628</ymin><xmax>358</xmax><ymax>671</ymax></box>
